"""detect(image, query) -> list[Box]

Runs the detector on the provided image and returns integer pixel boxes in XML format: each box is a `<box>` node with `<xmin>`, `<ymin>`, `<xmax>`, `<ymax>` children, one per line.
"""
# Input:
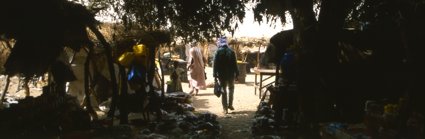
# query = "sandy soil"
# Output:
<box><xmin>179</xmin><ymin>67</ymin><xmax>275</xmax><ymax>138</ymax></box>
<box><xmin>0</xmin><ymin>75</ymin><xmax>44</xmax><ymax>100</ymax></box>
<box><xmin>1</xmin><ymin>66</ymin><xmax>275</xmax><ymax>138</ymax></box>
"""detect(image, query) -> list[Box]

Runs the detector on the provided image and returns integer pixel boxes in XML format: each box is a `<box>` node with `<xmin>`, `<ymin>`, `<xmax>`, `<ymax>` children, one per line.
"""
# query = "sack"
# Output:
<box><xmin>128</xmin><ymin>66</ymin><xmax>144</xmax><ymax>90</ymax></box>
<box><xmin>133</xmin><ymin>44</ymin><xmax>148</xmax><ymax>57</ymax></box>
<box><xmin>214</xmin><ymin>78</ymin><xmax>222</xmax><ymax>97</ymax></box>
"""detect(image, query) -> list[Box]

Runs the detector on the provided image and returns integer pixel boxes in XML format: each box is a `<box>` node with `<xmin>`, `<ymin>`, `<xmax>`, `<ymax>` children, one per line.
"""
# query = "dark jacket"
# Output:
<box><xmin>213</xmin><ymin>45</ymin><xmax>239</xmax><ymax>80</ymax></box>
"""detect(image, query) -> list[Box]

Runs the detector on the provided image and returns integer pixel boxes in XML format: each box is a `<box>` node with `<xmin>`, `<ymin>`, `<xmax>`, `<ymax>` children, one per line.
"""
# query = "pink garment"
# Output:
<box><xmin>187</xmin><ymin>46</ymin><xmax>206</xmax><ymax>90</ymax></box>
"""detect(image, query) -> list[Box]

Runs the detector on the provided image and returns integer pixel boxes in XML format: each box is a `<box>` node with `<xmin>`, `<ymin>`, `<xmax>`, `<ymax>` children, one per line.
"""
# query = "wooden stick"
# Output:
<box><xmin>158</xmin><ymin>45</ymin><xmax>165</xmax><ymax>99</ymax></box>
<box><xmin>88</xmin><ymin>24</ymin><xmax>119</xmax><ymax>121</ymax></box>
<box><xmin>118</xmin><ymin>65</ymin><xmax>129</xmax><ymax>124</ymax></box>
<box><xmin>84</xmin><ymin>47</ymin><xmax>98</xmax><ymax>120</ymax></box>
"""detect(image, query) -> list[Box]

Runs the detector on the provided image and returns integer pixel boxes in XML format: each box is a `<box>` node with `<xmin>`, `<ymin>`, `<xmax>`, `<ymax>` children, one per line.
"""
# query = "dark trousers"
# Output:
<box><xmin>219</xmin><ymin>78</ymin><xmax>235</xmax><ymax>109</ymax></box>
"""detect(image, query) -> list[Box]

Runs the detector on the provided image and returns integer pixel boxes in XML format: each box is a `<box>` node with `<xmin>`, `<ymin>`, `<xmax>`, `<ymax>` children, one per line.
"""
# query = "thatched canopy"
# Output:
<box><xmin>0</xmin><ymin>0</ymin><xmax>97</xmax><ymax>77</ymax></box>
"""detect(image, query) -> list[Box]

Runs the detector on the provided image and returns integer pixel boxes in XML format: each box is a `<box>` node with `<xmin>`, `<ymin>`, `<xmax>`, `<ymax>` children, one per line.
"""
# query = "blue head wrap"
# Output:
<box><xmin>217</xmin><ymin>36</ymin><xmax>228</xmax><ymax>47</ymax></box>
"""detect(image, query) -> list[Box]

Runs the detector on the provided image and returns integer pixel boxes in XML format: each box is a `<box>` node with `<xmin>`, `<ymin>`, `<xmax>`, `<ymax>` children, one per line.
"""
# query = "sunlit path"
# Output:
<box><xmin>176</xmin><ymin>67</ymin><xmax>267</xmax><ymax>138</ymax></box>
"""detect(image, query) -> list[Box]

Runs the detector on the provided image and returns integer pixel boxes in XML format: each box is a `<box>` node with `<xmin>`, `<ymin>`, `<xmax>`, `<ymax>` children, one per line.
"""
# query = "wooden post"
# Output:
<box><xmin>257</xmin><ymin>43</ymin><xmax>261</xmax><ymax>69</ymax></box>
<box><xmin>84</xmin><ymin>47</ymin><xmax>98</xmax><ymax>120</ymax></box>
<box><xmin>158</xmin><ymin>44</ymin><xmax>165</xmax><ymax>99</ymax></box>
<box><xmin>118</xmin><ymin>65</ymin><xmax>129</xmax><ymax>124</ymax></box>
<box><xmin>87</xmin><ymin>24</ymin><xmax>119</xmax><ymax>121</ymax></box>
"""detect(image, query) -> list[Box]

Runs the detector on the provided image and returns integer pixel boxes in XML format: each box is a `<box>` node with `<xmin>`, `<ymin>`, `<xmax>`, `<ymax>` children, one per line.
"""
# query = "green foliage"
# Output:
<box><xmin>82</xmin><ymin>0</ymin><xmax>249</xmax><ymax>42</ymax></box>
<box><xmin>349</xmin><ymin>0</ymin><xmax>424</xmax><ymax>24</ymax></box>
<box><xmin>252</xmin><ymin>0</ymin><xmax>286</xmax><ymax>24</ymax></box>
<box><xmin>252</xmin><ymin>0</ymin><xmax>322</xmax><ymax>28</ymax></box>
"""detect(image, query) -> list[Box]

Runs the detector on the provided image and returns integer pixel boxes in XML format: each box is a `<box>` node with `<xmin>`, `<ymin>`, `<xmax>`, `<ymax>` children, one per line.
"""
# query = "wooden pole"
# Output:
<box><xmin>87</xmin><ymin>24</ymin><xmax>119</xmax><ymax>120</ymax></box>
<box><xmin>84</xmin><ymin>47</ymin><xmax>98</xmax><ymax>120</ymax></box>
<box><xmin>158</xmin><ymin>45</ymin><xmax>165</xmax><ymax>99</ymax></box>
<box><xmin>118</xmin><ymin>65</ymin><xmax>129</xmax><ymax>124</ymax></box>
<box><xmin>257</xmin><ymin>43</ymin><xmax>261</xmax><ymax>69</ymax></box>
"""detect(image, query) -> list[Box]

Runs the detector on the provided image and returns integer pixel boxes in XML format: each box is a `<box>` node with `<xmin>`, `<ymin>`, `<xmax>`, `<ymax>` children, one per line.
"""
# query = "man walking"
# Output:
<box><xmin>213</xmin><ymin>36</ymin><xmax>239</xmax><ymax>114</ymax></box>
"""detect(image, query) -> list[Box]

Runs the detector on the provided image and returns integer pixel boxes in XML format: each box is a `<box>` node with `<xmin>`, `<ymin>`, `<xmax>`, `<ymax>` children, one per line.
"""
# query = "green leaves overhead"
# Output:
<box><xmin>253</xmin><ymin>0</ymin><xmax>286</xmax><ymax>24</ymax></box>
<box><xmin>252</xmin><ymin>0</ymin><xmax>323</xmax><ymax>26</ymax></box>
<box><xmin>119</xmin><ymin>0</ymin><xmax>248</xmax><ymax>41</ymax></box>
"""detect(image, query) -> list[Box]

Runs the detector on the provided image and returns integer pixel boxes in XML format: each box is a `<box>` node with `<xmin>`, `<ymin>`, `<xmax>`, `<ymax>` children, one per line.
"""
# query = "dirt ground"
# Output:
<box><xmin>0</xmin><ymin>75</ymin><xmax>44</xmax><ymax>101</ymax></box>
<box><xmin>1</xmin><ymin>66</ymin><xmax>274</xmax><ymax>138</ymax></box>
<box><xmin>180</xmin><ymin>67</ymin><xmax>273</xmax><ymax>138</ymax></box>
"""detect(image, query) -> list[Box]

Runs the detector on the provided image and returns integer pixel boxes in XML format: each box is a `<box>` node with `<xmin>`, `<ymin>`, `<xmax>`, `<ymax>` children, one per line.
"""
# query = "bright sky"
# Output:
<box><xmin>94</xmin><ymin>2</ymin><xmax>293</xmax><ymax>39</ymax></box>
<box><xmin>231</xmin><ymin>7</ymin><xmax>293</xmax><ymax>38</ymax></box>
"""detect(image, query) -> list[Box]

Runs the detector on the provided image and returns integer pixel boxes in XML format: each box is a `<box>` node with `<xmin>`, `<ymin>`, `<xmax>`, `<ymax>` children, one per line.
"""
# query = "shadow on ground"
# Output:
<box><xmin>218</xmin><ymin>110</ymin><xmax>256</xmax><ymax>139</ymax></box>
<box><xmin>191</xmin><ymin>97</ymin><xmax>211</xmax><ymax>110</ymax></box>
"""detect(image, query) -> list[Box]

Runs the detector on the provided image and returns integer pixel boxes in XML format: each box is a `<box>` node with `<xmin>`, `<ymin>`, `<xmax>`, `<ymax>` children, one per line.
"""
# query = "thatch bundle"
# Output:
<box><xmin>0</xmin><ymin>0</ymin><xmax>96</xmax><ymax>77</ymax></box>
<box><xmin>91</xmin><ymin>24</ymin><xmax>171</xmax><ymax>61</ymax></box>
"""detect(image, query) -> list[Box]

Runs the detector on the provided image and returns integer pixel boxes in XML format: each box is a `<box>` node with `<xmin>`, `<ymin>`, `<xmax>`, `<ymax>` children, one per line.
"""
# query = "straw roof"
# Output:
<box><xmin>0</xmin><ymin>0</ymin><xmax>96</xmax><ymax>77</ymax></box>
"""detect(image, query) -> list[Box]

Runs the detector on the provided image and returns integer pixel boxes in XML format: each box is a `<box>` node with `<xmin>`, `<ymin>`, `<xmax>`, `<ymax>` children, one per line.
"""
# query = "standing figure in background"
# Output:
<box><xmin>167</xmin><ymin>61</ymin><xmax>183</xmax><ymax>93</ymax></box>
<box><xmin>187</xmin><ymin>43</ymin><xmax>206</xmax><ymax>95</ymax></box>
<box><xmin>213</xmin><ymin>36</ymin><xmax>239</xmax><ymax>114</ymax></box>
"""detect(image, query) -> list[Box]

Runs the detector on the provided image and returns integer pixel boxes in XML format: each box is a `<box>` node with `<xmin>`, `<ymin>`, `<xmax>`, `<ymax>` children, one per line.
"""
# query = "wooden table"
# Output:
<box><xmin>254</xmin><ymin>68</ymin><xmax>277</xmax><ymax>99</ymax></box>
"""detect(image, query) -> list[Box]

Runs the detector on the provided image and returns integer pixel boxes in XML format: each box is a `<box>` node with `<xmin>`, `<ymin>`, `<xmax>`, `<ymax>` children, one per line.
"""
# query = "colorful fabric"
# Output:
<box><xmin>133</xmin><ymin>44</ymin><xmax>149</xmax><ymax>67</ymax></box>
<box><xmin>217</xmin><ymin>36</ymin><xmax>228</xmax><ymax>47</ymax></box>
<box><xmin>128</xmin><ymin>65</ymin><xmax>145</xmax><ymax>90</ymax></box>
<box><xmin>117</xmin><ymin>44</ymin><xmax>149</xmax><ymax>67</ymax></box>
<box><xmin>118</xmin><ymin>52</ymin><xmax>135</xmax><ymax>67</ymax></box>
<box><xmin>133</xmin><ymin>44</ymin><xmax>148</xmax><ymax>57</ymax></box>
<box><xmin>280</xmin><ymin>52</ymin><xmax>296</xmax><ymax>82</ymax></box>
<box><xmin>187</xmin><ymin>46</ymin><xmax>206</xmax><ymax>90</ymax></box>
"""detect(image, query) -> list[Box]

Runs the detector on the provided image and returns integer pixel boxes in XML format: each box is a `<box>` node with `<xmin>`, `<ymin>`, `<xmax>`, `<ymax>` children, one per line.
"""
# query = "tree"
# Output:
<box><xmin>2</xmin><ymin>0</ymin><xmax>423</xmax><ymax>130</ymax></box>
<box><xmin>73</xmin><ymin>0</ymin><xmax>249</xmax><ymax>41</ymax></box>
<box><xmin>253</xmin><ymin>0</ymin><xmax>425</xmax><ymax>127</ymax></box>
